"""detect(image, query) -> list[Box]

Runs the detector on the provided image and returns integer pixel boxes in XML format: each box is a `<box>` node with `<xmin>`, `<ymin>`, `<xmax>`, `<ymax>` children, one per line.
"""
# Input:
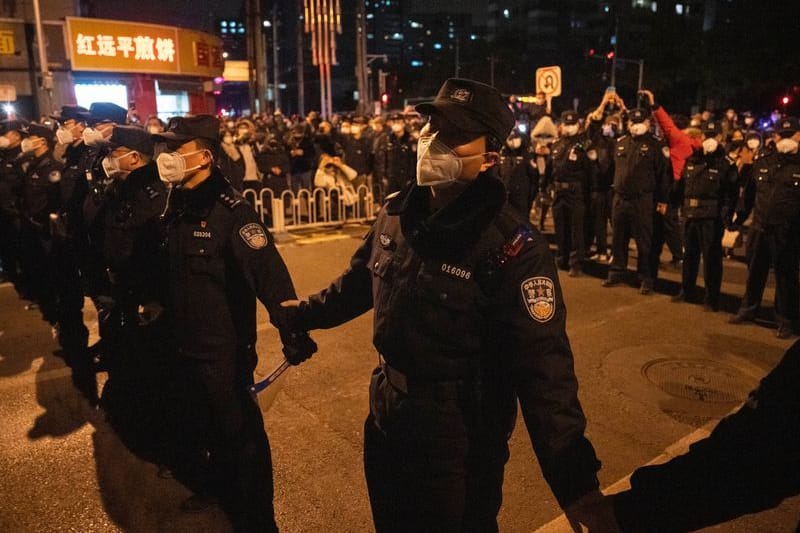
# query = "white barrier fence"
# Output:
<box><xmin>242</xmin><ymin>184</ymin><xmax>377</xmax><ymax>232</ymax></box>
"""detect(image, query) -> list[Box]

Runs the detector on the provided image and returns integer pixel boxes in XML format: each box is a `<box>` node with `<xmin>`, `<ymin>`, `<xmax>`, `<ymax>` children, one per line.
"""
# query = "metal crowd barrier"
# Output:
<box><xmin>243</xmin><ymin>184</ymin><xmax>376</xmax><ymax>233</ymax></box>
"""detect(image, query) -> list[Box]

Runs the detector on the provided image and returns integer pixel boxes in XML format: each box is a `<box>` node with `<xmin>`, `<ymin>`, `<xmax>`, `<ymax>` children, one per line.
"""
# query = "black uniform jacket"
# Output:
<box><xmin>167</xmin><ymin>168</ymin><xmax>297</xmax><ymax>363</ymax></box>
<box><xmin>299</xmin><ymin>171</ymin><xmax>601</xmax><ymax>508</ymax></box>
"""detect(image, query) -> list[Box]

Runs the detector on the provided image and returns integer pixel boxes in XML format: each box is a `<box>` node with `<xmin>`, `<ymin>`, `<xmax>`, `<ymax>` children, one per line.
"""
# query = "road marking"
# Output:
<box><xmin>293</xmin><ymin>233</ymin><xmax>351</xmax><ymax>245</ymax></box>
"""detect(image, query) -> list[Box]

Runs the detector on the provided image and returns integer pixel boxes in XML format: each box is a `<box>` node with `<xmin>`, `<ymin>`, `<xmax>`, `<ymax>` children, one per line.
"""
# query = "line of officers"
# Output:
<box><xmin>494</xmin><ymin>90</ymin><xmax>800</xmax><ymax>338</ymax></box>
<box><xmin>0</xmin><ymin>102</ymin><xmax>317</xmax><ymax>532</ymax></box>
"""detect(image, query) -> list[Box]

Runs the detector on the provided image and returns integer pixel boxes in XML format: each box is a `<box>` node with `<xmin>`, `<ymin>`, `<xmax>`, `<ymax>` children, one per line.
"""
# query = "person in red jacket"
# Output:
<box><xmin>639</xmin><ymin>90</ymin><xmax>686</xmax><ymax>271</ymax></box>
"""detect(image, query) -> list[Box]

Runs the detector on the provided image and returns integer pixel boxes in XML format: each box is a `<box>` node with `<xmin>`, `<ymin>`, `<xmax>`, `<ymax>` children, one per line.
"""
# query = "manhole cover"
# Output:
<box><xmin>642</xmin><ymin>359</ymin><xmax>755</xmax><ymax>403</ymax></box>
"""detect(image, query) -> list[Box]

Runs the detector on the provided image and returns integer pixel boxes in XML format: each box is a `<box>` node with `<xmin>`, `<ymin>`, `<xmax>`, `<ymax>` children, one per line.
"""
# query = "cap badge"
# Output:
<box><xmin>449</xmin><ymin>88</ymin><xmax>472</xmax><ymax>103</ymax></box>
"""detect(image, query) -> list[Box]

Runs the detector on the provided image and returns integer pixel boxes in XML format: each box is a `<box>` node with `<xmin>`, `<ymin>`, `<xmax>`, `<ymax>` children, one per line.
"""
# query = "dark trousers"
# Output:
<box><xmin>681</xmin><ymin>218</ymin><xmax>724</xmax><ymax>306</ymax></box>
<box><xmin>649</xmin><ymin>205</ymin><xmax>684</xmax><ymax>281</ymax></box>
<box><xmin>19</xmin><ymin>222</ymin><xmax>58</xmax><ymax>322</ymax></box>
<box><xmin>737</xmin><ymin>227</ymin><xmax>799</xmax><ymax>329</ymax></box>
<box><xmin>589</xmin><ymin>190</ymin><xmax>611</xmax><ymax>255</ymax></box>
<box><xmin>609</xmin><ymin>193</ymin><xmax>653</xmax><ymax>283</ymax></box>
<box><xmin>363</xmin><ymin>368</ymin><xmax>508</xmax><ymax>533</ymax></box>
<box><xmin>180</xmin><ymin>357</ymin><xmax>277</xmax><ymax>533</ymax></box>
<box><xmin>0</xmin><ymin>217</ymin><xmax>22</xmax><ymax>285</ymax></box>
<box><xmin>552</xmin><ymin>185</ymin><xmax>586</xmax><ymax>269</ymax></box>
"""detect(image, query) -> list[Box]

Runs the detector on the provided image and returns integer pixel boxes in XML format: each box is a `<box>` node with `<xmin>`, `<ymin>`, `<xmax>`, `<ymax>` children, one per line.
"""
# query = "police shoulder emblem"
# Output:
<box><xmin>239</xmin><ymin>222</ymin><xmax>269</xmax><ymax>250</ymax></box>
<box><xmin>521</xmin><ymin>276</ymin><xmax>556</xmax><ymax>323</ymax></box>
<box><xmin>379</xmin><ymin>233</ymin><xmax>393</xmax><ymax>249</ymax></box>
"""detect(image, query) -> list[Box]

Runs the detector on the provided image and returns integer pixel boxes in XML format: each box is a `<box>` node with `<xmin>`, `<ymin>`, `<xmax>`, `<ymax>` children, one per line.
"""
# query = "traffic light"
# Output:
<box><xmin>606</xmin><ymin>51</ymin><xmax>615</xmax><ymax>59</ymax></box>
<box><xmin>588</xmin><ymin>48</ymin><xmax>596</xmax><ymax>57</ymax></box>
<box><xmin>781</xmin><ymin>96</ymin><xmax>791</xmax><ymax>106</ymax></box>
<box><xmin>381</xmin><ymin>92</ymin><xmax>389</xmax><ymax>107</ymax></box>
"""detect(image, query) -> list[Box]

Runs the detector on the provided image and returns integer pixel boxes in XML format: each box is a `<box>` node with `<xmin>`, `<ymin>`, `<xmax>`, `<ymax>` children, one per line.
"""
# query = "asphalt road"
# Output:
<box><xmin>0</xmin><ymin>224</ymin><xmax>798</xmax><ymax>533</ymax></box>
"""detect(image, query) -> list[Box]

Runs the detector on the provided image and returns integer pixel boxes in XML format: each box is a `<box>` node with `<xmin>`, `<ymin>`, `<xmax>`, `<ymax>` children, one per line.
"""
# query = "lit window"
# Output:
<box><xmin>426</xmin><ymin>30</ymin><xmax>431</xmax><ymax>36</ymax></box>
<box><xmin>367</xmin><ymin>33</ymin><xmax>374</xmax><ymax>39</ymax></box>
<box><xmin>409</xmin><ymin>21</ymin><xmax>422</xmax><ymax>28</ymax></box>
<box><xmin>366</xmin><ymin>13</ymin><xmax>374</xmax><ymax>19</ymax></box>
<box><xmin>220</xmin><ymin>21</ymin><xmax>227</xmax><ymax>27</ymax></box>
<box><xmin>410</xmin><ymin>60</ymin><xmax>423</xmax><ymax>67</ymax></box>
<box><xmin>392</xmin><ymin>32</ymin><xmax>403</xmax><ymax>40</ymax></box>
<box><xmin>75</xmin><ymin>83</ymin><xmax>128</xmax><ymax>111</ymax></box>
<box><xmin>675</xmin><ymin>3</ymin><xmax>683</xmax><ymax>14</ymax></box>
<box><xmin>433</xmin><ymin>42</ymin><xmax>442</xmax><ymax>50</ymax></box>
<box><xmin>470</xmin><ymin>34</ymin><xmax>478</xmax><ymax>40</ymax></box>
<box><xmin>503</xmin><ymin>8</ymin><xmax>510</xmax><ymax>18</ymax></box>
<box><xmin>651</xmin><ymin>2</ymin><xmax>657</xmax><ymax>12</ymax></box>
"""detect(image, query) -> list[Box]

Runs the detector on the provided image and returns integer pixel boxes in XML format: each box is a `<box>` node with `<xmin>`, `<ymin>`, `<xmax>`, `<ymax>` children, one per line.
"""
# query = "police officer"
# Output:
<box><xmin>0</xmin><ymin>119</ymin><xmax>28</xmax><ymax>289</ymax></box>
<box><xmin>155</xmin><ymin>116</ymin><xmax>316</xmax><ymax>531</ymax></box>
<box><xmin>670</xmin><ymin>121</ymin><xmax>739</xmax><ymax>311</ymax></box>
<box><xmin>548</xmin><ymin>110</ymin><xmax>597</xmax><ymax>276</ymax></box>
<box><xmin>603</xmin><ymin>108</ymin><xmax>672</xmax><ymax>294</ymax></box>
<box><xmin>585</xmin><ymin>110</ymin><xmax>620</xmax><ymax>261</ymax></box>
<box><xmin>373</xmin><ymin>113</ymin><xmax>416</xmax><ymax>195</ymax></box>
<box><xmin>498</xmin><ymin>129</ymin><xmax>537</xmax><ymax>218</ymax></box>
<box><xmin>729</xmin><ymin>117</ymin><xmax>800</xmax><ymax>339</ymax></box>
<box><xmin>17</xmin><ymin>123</ymin><xmax>63</xmax><ymax>324</ymax></box>
<box><xmin>87</xmin><ymin>126</ymin><xmax>169</xmax><ymax>421</ymax></box>
<box><xmin>281</xmin><ymin>79</ymin><xmax>614</xmax><ymax>532</ymax></box>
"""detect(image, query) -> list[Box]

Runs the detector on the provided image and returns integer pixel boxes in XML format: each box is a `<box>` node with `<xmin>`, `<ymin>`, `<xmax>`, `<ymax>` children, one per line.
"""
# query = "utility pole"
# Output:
<box><xmin>32</xmin><ymin>0</ymin><xmax>52</xmax><ymax>117</ymax></box>
<box><xmin>297</xmin><ymin>0</ymin><xmax>305</xmax><ymax>116</ymax></box>
<box><xmin>272</xmin><ymin>4</ymin><xmax>281</xmax><ymax>112</ymax></box>
<box><xmin>254</xmin><ymin>0</ymin><xmax>267</xmax><ymax>113</ymax></box>
<box><xmin>489</xmin><ymin>55</ymin><xmax>497</xmax><ymax>87</ymax></box>
<box><xmin>355</xmin><ymin>0</ymin><xmax>369</xmax><ymax>115</ymax></box>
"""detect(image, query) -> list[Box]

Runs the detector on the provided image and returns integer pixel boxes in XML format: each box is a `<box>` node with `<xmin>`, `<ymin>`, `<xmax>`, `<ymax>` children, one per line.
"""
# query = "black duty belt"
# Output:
<box><xmin>554</xmin><ymin>181</ymin><xmax>580</xmax><ymax>190</ymax></box>
<box><xmin>685</xmin><ymin>198</ymin><xmax>718</xmax><ymax>209</ymax></box>
<box><xmin>379</xmin><ymin>355</ymin><xmax>466</xmax><ymax>400</ymax></box>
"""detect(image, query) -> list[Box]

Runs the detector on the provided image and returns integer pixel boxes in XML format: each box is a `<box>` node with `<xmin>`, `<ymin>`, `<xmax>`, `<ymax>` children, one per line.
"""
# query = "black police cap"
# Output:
<box><xmin>88</xmin><ymin>102</ymin><xmax>128</xmax><ymax>126</ymax></box>
<box><xmin>109</xmin><ymin>125</ymin><xmax>155</xmax><ymax>156</ymax></box>
<box><xmin>415</xmin><ymin>78</ymin><xmax>515</xmax><ymax>142</ymax></box>
<box><xmin>0</xmin><ymin>119</ymin><xmax>30</xmax><ymax>134</ymax></box>
<box><xmin>51</xmin><ymin>105</ymin><xmax>90</xmax><ymax>123</ymax></box>
<box><xmin>23</xmin><ymin>122</ymin><xmax>56</xmax><ymax>142</ymax></box>
<box><xmin>629</xmin><ymin>108</ymin><xmax>650</xmax><ymax>124</ymax></box>
<box><xmin>701</xmin><ymin>121</ymin><xmax>720</xmax><ymax>136</ymax></box>
<box><xmin>560</xmin><ymin>110</ymin><xmax>580</xmax><ymax>125</ymax></box>
<box><xmin>778</xmin><ymin>117</ymin><xmax>799</xmax><ymax>137</ymax></box>
<box><xmin>154</xmin><ymin>115</ymin><xmax>221</xmax><ymax>145</ymax></box>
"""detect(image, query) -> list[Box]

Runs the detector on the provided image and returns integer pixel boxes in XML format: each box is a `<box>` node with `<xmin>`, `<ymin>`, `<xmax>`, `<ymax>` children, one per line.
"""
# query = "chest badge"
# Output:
<box><xmin>379</xmin><ymin>233</ymin><xmax>394</xmax><ymax>249</ymax></box>
<box><xmin>239</xmin><ymin>222</ymin><xmax>268</xmax><ymax>249</ymax></box>
<box><xmin>521</xmin><ymin>277</ymin><xmax>556</xmax><ymax>323</ymax></box>
<box><xmin>440</xmin><ymin>263</ymin><xmax>472</xmax><ymax>280</ymax></box>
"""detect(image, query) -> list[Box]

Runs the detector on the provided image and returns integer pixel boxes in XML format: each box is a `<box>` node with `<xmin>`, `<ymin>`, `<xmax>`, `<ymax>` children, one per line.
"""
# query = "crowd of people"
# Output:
<box><xmin>0</xmin><ymin>76</ymin><xmax>798</xmax><ymax>532</ymax></box>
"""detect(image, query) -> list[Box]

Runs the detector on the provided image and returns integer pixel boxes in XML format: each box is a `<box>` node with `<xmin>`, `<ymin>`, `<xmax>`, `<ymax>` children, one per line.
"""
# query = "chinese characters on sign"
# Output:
<box><xmin>75</xmin><ymin>33</ymin><xmax>175</xmax><ymax>63</ymax></box>
<box><xmin>66</xmin><ymin>17</ymin><xmax>223</xmax><ymax>77</ymax></box>
<box><xmin>0</xmin><ymin>30</ymin><xmax>14</xmax><ymax>55</ymax></box>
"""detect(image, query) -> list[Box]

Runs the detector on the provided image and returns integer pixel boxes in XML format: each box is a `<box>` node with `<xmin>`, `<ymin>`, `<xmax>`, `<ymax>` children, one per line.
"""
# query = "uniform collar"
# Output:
<box><xmin>388</xmin><ymin>171</ymin><xmax>507</xmax><ymax>260</ymax></box>
<box><xmin>173</xmin><ymin>167</ymin><xmax>227</xmax><ymax>216</ymax></box>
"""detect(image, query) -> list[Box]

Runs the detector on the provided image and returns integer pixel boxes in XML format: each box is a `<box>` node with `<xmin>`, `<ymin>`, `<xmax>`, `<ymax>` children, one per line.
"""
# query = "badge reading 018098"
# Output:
<box><xmin>521</xmin><ymin>276</ymin><xmax>556</xmax><ymax>323</ymax></box>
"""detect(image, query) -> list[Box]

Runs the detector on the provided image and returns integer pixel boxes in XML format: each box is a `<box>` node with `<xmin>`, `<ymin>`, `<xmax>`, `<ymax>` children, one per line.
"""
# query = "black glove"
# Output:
<box><xmin>280</xmin><ymin>330</ymin><xmax>318</xmax><ymax>366</ymax></box>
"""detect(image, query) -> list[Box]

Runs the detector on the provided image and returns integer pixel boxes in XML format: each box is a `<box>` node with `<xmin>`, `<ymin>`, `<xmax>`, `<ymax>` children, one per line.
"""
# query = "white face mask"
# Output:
<box><xmin>744</xmin><ymin>117</ymin><xmax>754</xmax><ymax>127</ymax></box>
<box><xmin>156</xmin><ymin>149</ymin><xmax>206</xmax><ymax>184</ymax></box>
<box><xmin>82</xmin><ymin>127</ymin><xmax>108</xmax><ymax>146</ymax></box>
<box><xmin>147</xmin><ymin>125</ymin><xmax>162</xmax><ymax>135</ymax></box>
<box><xmin>507</xmin><ymin>137</ymin><xmax>522</xmax><ymax>150</ymax></box>
<box><xmin>20</xmin><ymin>138</ymin><xmax>40</xmax><ymax>154</ymax></box>
<box><xmin>0</xmin><ymin>136</ymin><xmax>10</xmax><ymax>149</ymax></box>
<box><xmin>746</xmin><ymin>138</ymin><xmax>760</xmax><ymax>151</ymax></box>
<box><xmin>776</xmin><ymin>138</ymin><xmax>799</xmax><ymax>154</ymax></box>
<box><xmin>562</xmin><ymin>124</ymin><xmax>579</xmax><ymax>137</ymax></box>
<box><xmin>391</xmin><ymin>123</ymin><xmax>405</xmax><ymax>134</ymax></box>
<box><xmin>416</xmin><ymin>131</ymin><xmax>485</xmax><ymax>188</ymax></box>
<box><xmin>629</xmin><ymin>123</ymin><xmax>648</xmax><ymax>136</ymax></box>
<box><xmin>702</xmin><ymin>138</ymin><xmax>719</xmax><ymax>154</ymax></box>
<box><xmin>56</xmin><ymin>127</ymin><xmax>75</xmax><ymax>145</ymax></box>
<box><xmin>602</xmin><ymin>124</ymin><xmax>616</xmax><ymax>137</ymax></box>
<box><xmin>102</xmin><ymin>151</ymin><xmax>137</xmax><ymax>178</ymax></box>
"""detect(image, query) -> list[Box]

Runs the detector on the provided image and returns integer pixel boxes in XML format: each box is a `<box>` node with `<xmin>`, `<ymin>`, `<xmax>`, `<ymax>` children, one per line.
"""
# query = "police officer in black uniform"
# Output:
<box><xmin>374</xmin><ymin>113</ymin><xmax>416</xmax><ymax>195</ymax></box>
<box><xmin>729</xmin><ymin>117</ymin><xmax>800</xmax><ymax>339</ymax></box>
<box><xmin>17</xmin><ymin>123</ymin><xmax>64</xmax><ymax>324</ymax></box>
<box><xmin>498</xmin><ymin>129</ymin><xmax>537</xmax><ymax>219</ymax></box>
<box><xmin>87</xmin><ymin>126</ymin><xmax>170</xmax><ymax>426</ymax></box>
<box><xmin>603</xmin><ymin>108</ymin><xmax>672</xmax><ymax>294</ymax></box>
<box><xmin>155</xmin><ymin>116</ymin><xmax>317</xmax><ymax>532</ymax></box>
<box><xmin>548</xmin><ymin>110</ymin><xmax>598</xmax><ymax>276</ymax></box>
<box><xmin>280</xmin><ymin>79</ymin><xmax>615</xmax><ymax>533</ymax></box>
<box><xmin>671</xmin><ymin>121</ymin><xmax>739</xmax><ymax>311</ymax></box>
<box><xmin>0</xmin><ymin>119</ymin><xmax>28</xmax><ymax>289</ymax></box>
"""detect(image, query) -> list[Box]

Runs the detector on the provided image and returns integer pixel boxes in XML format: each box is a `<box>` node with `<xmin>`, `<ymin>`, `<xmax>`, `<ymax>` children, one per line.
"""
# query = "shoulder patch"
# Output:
<box><xmin>48</xmin><ymin>170</ymin><xmax>61</xmax><ymax>183</ymax></box>
<box><xmin>521</xmin><ymin>276</ymin><xmax>556</xmax><ymax>323</ymax></box>
<box><xmin>144</xmin><ymin>184</ymin><xmax>160</xmax><ymax>199</ymax></box>
<box><xmin>662</xmin><ymin>146</ymin><xmax>671</xmax><ymax>159</ymax></box>
<box><xmin>219</xmin><ymin>191</ymin><xmax>244</xmax><ymax>210</ymax></box>
<box><xmin>239</xmin><ymin>222</ymin><xmax>269</xmax><ymax>249</ymax></box>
